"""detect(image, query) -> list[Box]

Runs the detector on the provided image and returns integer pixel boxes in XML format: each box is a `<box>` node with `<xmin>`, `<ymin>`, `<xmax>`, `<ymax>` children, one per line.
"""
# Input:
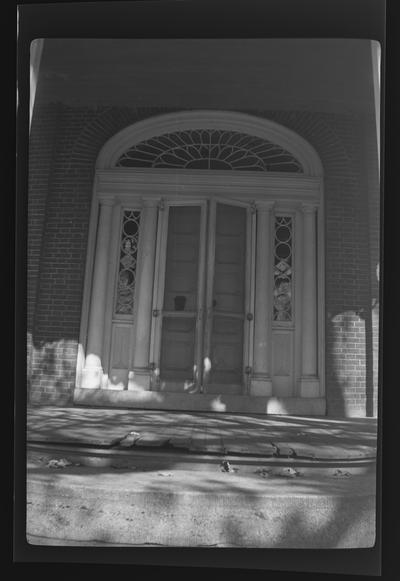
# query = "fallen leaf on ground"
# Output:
<box><xmin>254</xmin><ymin>468</ymin><xmax>271</xmax><ymax>478</ymax></box>
<box><xmin>157</xmin><ymin>472</ymin><xmax>173</xmax><ymax>477</ymax></box>
<box><xmin>332</xmin><ymin>469</ymin><xmax>351</xmax><ymax>478</ymax></box>
<box><xmin>111</xmin><ymin>463</ymin><xmax>137</xmax><ymax>470</ymax></box>
<box><xmin>119</xmin><ymin>433</ymin><xmax>140</xmax><ymax>447</ymax></box>
<box><xmin>220</xmin><ymin>460</ymin><xmax>238</xmax><ymax>473</ymax></box>
<box><xmin>46</xmin><ymin>458</ymin><xmax>73</xmax><ymax>469</ymax></box>
<box><xmin>275</xmin><ymin>467</ymin><xmax>301</xmax><ymax>478</ymax></box>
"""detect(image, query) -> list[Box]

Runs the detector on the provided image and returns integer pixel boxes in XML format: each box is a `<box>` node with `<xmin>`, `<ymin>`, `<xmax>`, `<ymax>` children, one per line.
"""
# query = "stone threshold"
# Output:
<box><xmin>73</xmin><ymin>387</ymin><xmax>326</xmax><ymax>415</ymax></box>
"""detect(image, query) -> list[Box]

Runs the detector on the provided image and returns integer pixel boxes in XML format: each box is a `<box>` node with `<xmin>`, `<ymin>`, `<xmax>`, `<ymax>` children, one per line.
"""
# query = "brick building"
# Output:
<box><xmin>27</xmin><ymin>39</ymin><xmax>381</xmax><ymax>417</ymax></box>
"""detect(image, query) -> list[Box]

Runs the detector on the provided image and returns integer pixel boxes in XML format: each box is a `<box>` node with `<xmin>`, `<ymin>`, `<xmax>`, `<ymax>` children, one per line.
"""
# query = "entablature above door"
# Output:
<box><xmin>95</xmin><ymin>168</ymin><xmax>323</xmax><ymax>206</ymax></box>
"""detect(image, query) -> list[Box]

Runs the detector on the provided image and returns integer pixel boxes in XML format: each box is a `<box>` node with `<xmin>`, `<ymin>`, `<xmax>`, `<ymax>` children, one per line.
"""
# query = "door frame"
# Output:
<box><xmin>150</xmin><ymin>197</ymin><xmax>256</xmax><ymax>395</ymax></box>
<box><xmin>202</xmin><ymin>197</ymin><xmax>255</xmax><ymax>394</ymax></box>
<box><xmin>76</xmin><ymin>168</ymin><xmax>325</xmax><ymax>398</ymax></box>
<box><xmin>149</xmin><ymin>198</ymin><xmax>208</xmax><ymax>393</ymax></box>
<box><xmin>75</xmin><ymin>110</ymin><xmax>325</xmax><ymax>413</ymax></box>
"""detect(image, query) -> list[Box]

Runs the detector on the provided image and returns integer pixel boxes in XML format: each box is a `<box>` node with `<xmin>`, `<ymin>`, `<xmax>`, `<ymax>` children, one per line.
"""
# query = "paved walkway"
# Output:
<box><xmin>26</xmin><ymin>405</ymin><xmax>378</xmax><ymax>548</ymax></box>
<box><xmin>27</xmin><ymin>405</ymin><xmax>377</xmax><ymax>460</ymax></box>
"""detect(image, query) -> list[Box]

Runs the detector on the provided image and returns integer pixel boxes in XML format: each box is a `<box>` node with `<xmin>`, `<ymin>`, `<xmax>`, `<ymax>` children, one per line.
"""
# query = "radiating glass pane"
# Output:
<box><xmin>115</xmin><ymin>129</ymin><xmax>303</xmax><ymax>172</ymax></box>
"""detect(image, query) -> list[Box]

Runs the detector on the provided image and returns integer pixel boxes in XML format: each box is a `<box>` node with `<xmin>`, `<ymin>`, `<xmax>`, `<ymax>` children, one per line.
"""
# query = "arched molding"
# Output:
<box><xmin>76</xmin><ymin>109</ymin><xmax>326</xmax><ymax>413</ymax></box>
<box><xmin>96</xmin><ymin>110</ymin><xmax>324</xmax><ymax>177</ymax></box>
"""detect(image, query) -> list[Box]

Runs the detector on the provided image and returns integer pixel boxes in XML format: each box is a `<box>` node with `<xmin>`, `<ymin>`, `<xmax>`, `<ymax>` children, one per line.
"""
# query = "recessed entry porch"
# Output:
<box><xmin>75</xmin><ymin>111</ymin><xmax>325</xmax><ymax>415</ymax></box>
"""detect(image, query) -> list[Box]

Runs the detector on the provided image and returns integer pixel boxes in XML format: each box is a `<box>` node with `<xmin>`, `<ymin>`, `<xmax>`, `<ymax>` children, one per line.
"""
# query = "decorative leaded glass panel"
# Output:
<box><xmin>115</xmin><ymin>210</ymin><xmax>141</xmax><ymax>315</ymax></box>
<box><xmin>273</xmin><ymin>216</ymin><xmax>293</xmax><ymax>322</ymax></box>
<box><xmin>115</xmin><ymin>129</ymin><xmax>303</xmax><ymax>173</ymax></box>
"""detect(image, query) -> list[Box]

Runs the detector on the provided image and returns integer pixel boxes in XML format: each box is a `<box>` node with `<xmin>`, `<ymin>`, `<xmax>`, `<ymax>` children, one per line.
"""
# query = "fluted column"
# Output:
<box><xmin>81</xmin><ymin>198</ymin><xmax>114</xmax><ymax>388</ymax></box>
<box><xmin>128</xmin><ymin>201</ymin><xmax>158</xmax><ymax>390</ymax></box>
<box><xmin>299</xmin><ymin>203</ymin><xmax>320</xmax><ymax>397</ymax></box>
<box><xmin>250</xmin><ymin>201</ymin><xmax>274</xmax><ymax>396</ymax></box>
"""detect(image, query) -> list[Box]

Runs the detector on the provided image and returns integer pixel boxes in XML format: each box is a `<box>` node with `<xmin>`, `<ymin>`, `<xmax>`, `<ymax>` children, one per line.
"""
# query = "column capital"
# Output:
<box><xmin>98</xmin><ymin>196</ymin><xmax>115</xmax><ymax>207</ymax></box>
<box><xmin>255</xmin><ymin>200</ymin><xmax>275</xmax><ymax>212</ymax></box>
<box><xmin>301</xmin><ymin>202</ymin><xmax>318</xmax><ymax>214</ymax></box>
<box><xmin>142</xmin><ymin>198</ymin><xmax>159</xmax><ymax>209</ymax></box>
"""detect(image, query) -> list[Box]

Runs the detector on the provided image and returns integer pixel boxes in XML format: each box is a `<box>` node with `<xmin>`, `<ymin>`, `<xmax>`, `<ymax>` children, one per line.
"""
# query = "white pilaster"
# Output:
<box><xmin>299</xmin><ymin>203</ymin><xmax>320</xmax><ymax>397</ymax></box>
<box><xmin>129</xmin><ymin>201</ymin><xmax>158</xmax><ymax>390</ymax></box>
<box><xmin>81</xmin><ymin>198</ymin><xmax>114</xmax><ymax>388</ymax></box>
<box><xmin>250</xmin><ymin>201</ymin><xmax>274</xmax><ymax>396</ymax></box>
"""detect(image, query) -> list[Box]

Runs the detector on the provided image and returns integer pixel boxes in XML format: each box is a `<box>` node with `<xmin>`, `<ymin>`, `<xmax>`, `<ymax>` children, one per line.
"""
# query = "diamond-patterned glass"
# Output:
<box><xmin>115</xmin><ymin>210</ymin><xmax>141</xmax><ymax>315</ymax></box>
<box><xmin>273</xmin><ymin>216</ymin><xmax>293</xmax><ymax>322</ymax></box>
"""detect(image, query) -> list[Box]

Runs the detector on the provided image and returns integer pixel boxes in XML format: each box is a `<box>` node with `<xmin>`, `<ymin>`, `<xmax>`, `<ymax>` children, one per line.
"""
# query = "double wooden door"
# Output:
<box><xmin>150</xmin><ymin>199</ymin><xmax>255</xmax><ymax>395</ymax></box>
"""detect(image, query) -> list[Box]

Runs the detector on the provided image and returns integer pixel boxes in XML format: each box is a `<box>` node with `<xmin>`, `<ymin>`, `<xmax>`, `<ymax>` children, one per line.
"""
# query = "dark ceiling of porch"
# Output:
<box><xmin>35</xmin><ymin>38</ymin><xmax>377</xmax><ymax>115</ymax></box>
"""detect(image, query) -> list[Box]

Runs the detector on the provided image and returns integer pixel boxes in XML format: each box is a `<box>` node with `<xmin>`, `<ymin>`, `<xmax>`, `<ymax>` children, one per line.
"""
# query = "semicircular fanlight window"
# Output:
<box><xmin>115</xmin><ymin>129</ymin><xmax>303</xmax><ymax>173</ymax></box>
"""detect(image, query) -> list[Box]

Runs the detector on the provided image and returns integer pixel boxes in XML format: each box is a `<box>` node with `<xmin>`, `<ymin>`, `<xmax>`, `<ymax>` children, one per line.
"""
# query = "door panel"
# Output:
<box><xmin>163</xmin><ymin>205</ymin><xmax>201</xmax><ymax>313</ymax></box>
<box><xmin>158</xmin><ymin>205</ymin><xmax>202</xmax><ymax>391</ymax></box>
<box><xmin>108</xmin><ymin>324</ymin><xmax>132</xmax><ymax>389</ymax></box>
<box><xmin>210</xmin><ymin>315</ymin><xmax>244</xmax><ymax>387</ymax></box>
<box><xmin>213</xmin><ymin>203</ymin><xmax>246</xmax><ymax>314</ymax></box>
<box><xmin>159</xmin><ymin>316</ymin><xmax>197</xmax><ymax>391</ymax></box>
<box><xmin>207</xmin><ymin>202</ymin><xmax>247</xmax><ymax>388</ymax></box>
<box><xmin>157</xmin><ymin>200</ymin><xmax>250</xmax><ymax>394</ymax></box>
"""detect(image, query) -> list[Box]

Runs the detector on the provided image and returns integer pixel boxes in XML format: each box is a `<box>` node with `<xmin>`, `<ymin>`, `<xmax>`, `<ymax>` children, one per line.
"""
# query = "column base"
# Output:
<box><xmin>127</xmin><ymin>368</ymin><xmax>152</xmax><ymax>391</ymax></box>
<box><xmin>250</xmin><ymin>375</ymin><xmax>273</xmax><ymax>397</ymax></box>
<box><xmin>80</xmin><ymin>366</ymin><xmax>103</xmax><ymax>389</ymax></box>
<box><xmin>298</xmin><ymin>377</ymin><xmax>320</xmax><ymax>398</ymax></box>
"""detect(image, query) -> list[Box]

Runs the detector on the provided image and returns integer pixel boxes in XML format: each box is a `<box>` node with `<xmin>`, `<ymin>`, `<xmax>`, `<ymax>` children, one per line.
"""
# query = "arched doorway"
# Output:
<box><xmin>75</xmin><ymin>111</ymin><xmax>325</xmax><ymax>414</ymax></box>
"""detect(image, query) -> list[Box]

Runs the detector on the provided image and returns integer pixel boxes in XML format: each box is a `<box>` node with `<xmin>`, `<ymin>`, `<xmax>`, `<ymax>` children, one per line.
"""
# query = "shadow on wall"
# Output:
<box><xmin>26</xmin><ymin>298</ymin><xmax>379</xmax><ymax>414</ymax></box>
<box><xmin>326</xmin><ymin>300</ymin><xmax>378</xmax><ymax>418</ymax></box>
<box><xmin>26</xmin><ymin>105</ymin><xmax>380</xmax><ymax>415</ymax></box>
<box><xmin>27</xmin><ymin>302</ymin><xmax>379</xmax><ymax>413</ymax></box>
<box><xmin>28</xmin><ymin>337</ymin><xmax>78</xmax><ymax>405</ymax></box>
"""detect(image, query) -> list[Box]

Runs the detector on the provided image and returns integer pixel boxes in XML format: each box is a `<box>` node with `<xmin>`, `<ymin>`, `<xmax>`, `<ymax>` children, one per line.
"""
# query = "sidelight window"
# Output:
<box><xmin>273</xmin><ymin>215</ymin><xmax>293</xmax><ymax>322</ymax></box>
<box><xmin>115</xmin><ymin>210</ymin><xmax>141</xmax><ymax>315</ymax></box>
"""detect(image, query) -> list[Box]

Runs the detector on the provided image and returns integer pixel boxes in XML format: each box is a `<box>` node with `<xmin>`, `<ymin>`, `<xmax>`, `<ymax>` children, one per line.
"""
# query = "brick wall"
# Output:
<box><xmin>28</xmin><ymin>105</ymin><xmax>380</xmax><ymax>415</ymax></box>
<box><xmin>265</xmin><ymin>110</ymin><xmax>379</xmax><ymax>416</ymax></box>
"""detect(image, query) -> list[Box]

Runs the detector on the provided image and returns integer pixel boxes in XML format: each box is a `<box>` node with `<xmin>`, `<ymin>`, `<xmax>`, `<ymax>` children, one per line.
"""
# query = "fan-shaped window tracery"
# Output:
<box><xmin>115</xmin><ymin>129</ymin><xmax>303</xmax><ymax>173</ymax></box>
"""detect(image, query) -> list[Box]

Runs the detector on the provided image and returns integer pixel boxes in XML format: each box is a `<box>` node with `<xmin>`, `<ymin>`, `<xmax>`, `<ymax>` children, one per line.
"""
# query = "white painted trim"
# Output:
<box><xmin>149</xmin><ymin>204</ymin><xmax>165</xmax><ymax>371</ymax></box>
<box><xmin>75</xmin><ymin>177</ymin><xmax>100</xmax><ymax>388</ymax></box>
<box><xmin>76</xmin><ymin>111</ymin><xmax>326</xmax><ymax>408</ymax></box>
<box><xmin>96</xmin><ymin>110</ymin><xmax>323</xmax><ymax>177</ymax></box>
<box><xmin>203</xmin><ymin>199</ymin><xmax>217</xmax><ymax>393</ymax></box>
<box><xmin>195</xmin><ymin>203</ymin><xmax>208</xmax><ymax>389</ymax></box>
<box><xmin>102</xmin><ymin>203</ymin><xmax>122</xmax><ymax>375</ymax></box>
<box><xmin>150</xmin><ymin>204</ymin><xmax>169</xmax><ymax>380</ymax></box>
<box><xmin>247</xmin><ymin>207</ymin><xmax>257</xmax><ymax>392</ymax></box>
<box><xmin>96</xmin><ymin>168</ymin><xmax>321</xmax><ymax>202</ymax></box>
<box><xmin>293</xmin><ymin>207</ymin><xmax>303</xmax><ymax>396</ymax></box>
<box><xmin>317</xmin><ymin>182</ymin><xmax>326</xmax><ymax>397</ymax></box>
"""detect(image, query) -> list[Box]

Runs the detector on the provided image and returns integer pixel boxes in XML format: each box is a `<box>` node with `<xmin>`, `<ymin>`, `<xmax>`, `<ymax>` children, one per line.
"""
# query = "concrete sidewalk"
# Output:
<box><xmin>26</xmin><ymin>405</ymin><xmax>378</xmax><ymax>548</ymax></box>
<box><xmin>27</xmin><ymin>405</ymin><xmax>377</xmax><ymax>460</ymax></box>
